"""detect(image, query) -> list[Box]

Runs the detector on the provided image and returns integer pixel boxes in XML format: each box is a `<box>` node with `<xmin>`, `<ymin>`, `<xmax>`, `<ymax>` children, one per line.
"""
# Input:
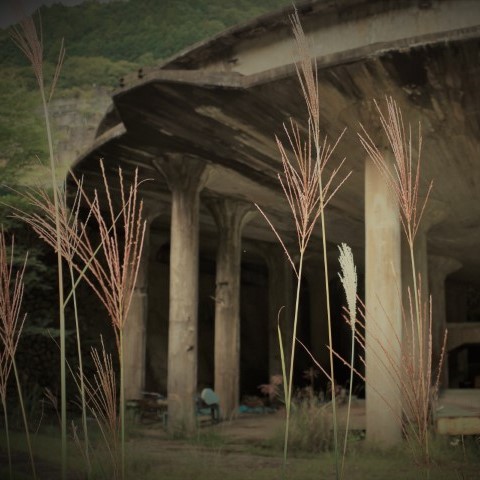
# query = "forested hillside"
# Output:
<box><xmin>0</xmin><ymin>0</ymin><xmax>291</xmax><ymax>182</ymax></box>
<box><xmin>1</xmin><ymin>0</ymin><xmax>292</xmax><ymax>80</ymax></box>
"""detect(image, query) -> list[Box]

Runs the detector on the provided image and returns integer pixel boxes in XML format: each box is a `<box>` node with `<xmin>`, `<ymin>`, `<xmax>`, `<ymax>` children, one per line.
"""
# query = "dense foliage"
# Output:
<box><xmin>0</xmin><ymin>0</ymin><xmax>291</xmax><ymax>67</ymax></box>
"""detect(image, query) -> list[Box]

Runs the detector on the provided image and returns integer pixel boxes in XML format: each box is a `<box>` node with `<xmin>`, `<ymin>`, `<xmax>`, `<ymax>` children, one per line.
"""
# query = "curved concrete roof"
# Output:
<box><xmin>74</xmin><ymin>0</ymin><xmax>480</xmax><ymax>282</ymax></box>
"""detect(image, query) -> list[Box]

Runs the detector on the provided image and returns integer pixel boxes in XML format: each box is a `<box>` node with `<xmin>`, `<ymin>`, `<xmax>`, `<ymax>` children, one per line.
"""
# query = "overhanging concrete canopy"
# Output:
<box><xmin>73</xmin><ymin>0</ymin><xmax>480</xmax><ymax>280</ymax></box>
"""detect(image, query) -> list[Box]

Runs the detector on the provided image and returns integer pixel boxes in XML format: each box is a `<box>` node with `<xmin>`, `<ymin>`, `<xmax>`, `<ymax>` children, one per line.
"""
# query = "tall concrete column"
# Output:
<box><xmin>428</xmin><ymin>255</ymin><xmax>461</xmax><ymax>387</ymax></box>
<box><xmin>123</xmin><ymin>215</ymin><xmax>152</xmax><ymax>400</ymax></box>
<box><xmin>264</xmin><ymin>245</ymin><xmax>295</xmax><ymax>380</ymax></box>
<box><xmin>154</xmin><ymin>155</ymin><xmax>208</xmax><ymax>433</ymax></box>
<box><xmin>365</xmin><ymin>157</ymin><xmax>402</xmax><ymax>447</ymax></box>
<box><xmin>208</xmin><ymin>199</ymin><xmax>254</xmax><ymax>418</ymax></box>
<box><xmin>304</xmin><ymin>260</ymin><xmax>330</xmax><ymax>373</ymax></box>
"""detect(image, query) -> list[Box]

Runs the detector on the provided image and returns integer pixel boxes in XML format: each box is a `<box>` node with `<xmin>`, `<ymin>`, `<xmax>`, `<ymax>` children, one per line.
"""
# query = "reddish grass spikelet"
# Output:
<box><xmin>0</xmin><ymin>231</ymin><xmax>33</xmax><ymax>479</ymax></box>
<box><xmin>14</xmin><ymin>162</ymin><xmax>147</xmax><ymax>350</ymax></box>
<box><xmin>10</xmin><ymin>15</ymin><xmax>65</xmax><ymax>103</ymax></box>
<box><xmin>0</xmin><ymin>233</ymin><xmax>27</xmax><ymax>405</ymax></box>
<box><xmin>358</xmin><ymin>97</ymin><xmax>433</xmax><ymax>247</ymax></box>
<box><xmin>82</xmin><ymin>338</ymin><xmax>120</xmax><ymax>478</ymax></box>
<box><xmin>70</xmin><ymin>162</ymin><xmax>147</xmax><ymax>348</ymax></box>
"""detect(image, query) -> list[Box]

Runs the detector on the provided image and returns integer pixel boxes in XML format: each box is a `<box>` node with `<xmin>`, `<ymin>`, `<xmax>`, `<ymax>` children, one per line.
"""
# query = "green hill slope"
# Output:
<box><xmin>1</xmin><ymin>0</ymin><xmax>291</xmax><ymax>66</ymax></box>
<box><xmin>0</xmin><ymin>0</ymin><xmax>292</xmax><ymax>185</ymax></box>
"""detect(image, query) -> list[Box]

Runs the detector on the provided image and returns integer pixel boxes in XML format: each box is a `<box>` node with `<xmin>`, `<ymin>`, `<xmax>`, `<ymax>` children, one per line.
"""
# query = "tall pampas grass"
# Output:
<box><xmin>256</xmin><ymin>11</ymin><xmax>350</xmax><ymax>477</ymax></box>
<box><xmin>16</xmin><ymin>162</ymin><xmax>147</xmax><ymax>479</ymax></box>
<box><xmin>358</xmin><ymin>97</ymin><xmax>440</xmax><ymax>463</ymax></box>
<box><xmin>0</xmin><ymin>232</ymin><xmax>35</xmax><ymax>479</ymax></box>
<box><xmin>10</xmin><ymin>15</ymin><xmax>146</xmax><ymax>478</ymax></box>
<box><xmin>10</xmin><ymin>14</ymin><xmax>69</xmax><ymax>478</ymax></box>
<box><xmin>81</xmin><ymin>338</ymin><xmax>120</xmax><ymax>479</ymax></box>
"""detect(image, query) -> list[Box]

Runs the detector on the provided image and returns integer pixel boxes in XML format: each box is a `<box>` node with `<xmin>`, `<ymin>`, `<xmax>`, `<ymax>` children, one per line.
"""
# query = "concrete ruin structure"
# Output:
<box><xmin>72</xmin><ymin>0</ymin><xmax>480</xmax><ymax>443</ymax></box>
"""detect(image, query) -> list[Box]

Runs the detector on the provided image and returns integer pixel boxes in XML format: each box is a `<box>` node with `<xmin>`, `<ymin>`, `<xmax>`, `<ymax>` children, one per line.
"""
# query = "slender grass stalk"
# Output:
<box><xmin>342</xmin><ymin>325</ymin><xmax>355</xmax><ymax>471</ymax></box>
<box><xmin>256</xmin><ymin>12</ymin><xmax>350</xmax><ymax>477</ymax></box>
<box><xmin>68</xmin><ymin>263</ymin><xmax>90</xmax><ymax>474</ymax></box>
<box><xmin>81</xmin><ymin>338</ymin><xmax>120</xmax><ymax>478</ymax></box>
<box><xmin>2</xmin><ymin>396</ymin><xmax>12</xmax><ymax>479</ymax></box>
<box><xmin>0</xmin><ymin>232</ymin><xmax>33</xmax><ymax>478</ymax></box>
<box><xmin>120</xmin><ymin>329</ymin><xmax>125</xmax><ymax>479</ymax></box>
<box><xmin>12</xmin><ymin>359</ymin><xmax>37</xmax><ymax>479</ymax></box>
<box><xmin>290</xmin><ymin>12</ymin><xmax>351</xmax><ymax>477</ymax></box>
<box><xmin>277</xmin><ymin>320</ymin><xmax>288</xmax><ymax>474</ymax></box>
<box><xmin>283</xmin><ymin>252</ymin><xmax>304</xmax><ymax>471</ymax></box>
<box><xmin>39</xmin><ymin>72</ymin><xmax>68</xmax><ymax>480</ymax></box>
<box><xmin>10</xmin><ymin>16</ymin><xmax>68</xmax><ymax>478</ymax></box>
<box><xmin>318</xmin><ymin>175</ymin><xmax>339</xmax><ymax>478</ymax></box>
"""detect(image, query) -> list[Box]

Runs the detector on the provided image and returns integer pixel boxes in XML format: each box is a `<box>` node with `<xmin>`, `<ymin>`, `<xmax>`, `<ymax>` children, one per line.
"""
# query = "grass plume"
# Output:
<box><xmin>358</xmin><ymin>97</ymin><xmax>439</xmax><ymax>463</ymax></box>
<box><xmin>0</xmin><ymin>232</ymin><xmax>35</xmax><ymax>479</ymax></box>
<box><xmin>10</xmin><ymin>13</ymin><xmax>68</xmax><ymax>477</ymax></box>
<box><xmin>256</xmin><ymin>11</ymin><xmax>350</xmax><ymax>477</ymax></box>
<box><xmin>82</xmin><ymin>338</ymin><xmax>120</xmax><ymax>479</ymax></box>
<box><xmin>337</xmin><ymin>243</ymin><xmax>357</xmax><ymax>478</ymax></box>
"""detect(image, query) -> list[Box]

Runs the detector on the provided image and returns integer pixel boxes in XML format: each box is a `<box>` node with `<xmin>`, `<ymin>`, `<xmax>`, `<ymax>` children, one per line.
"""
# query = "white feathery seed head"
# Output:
<box><xmin>338</xmin><ymin>243</ymin><xmax>357</xmax><ymax>330</ymax></box>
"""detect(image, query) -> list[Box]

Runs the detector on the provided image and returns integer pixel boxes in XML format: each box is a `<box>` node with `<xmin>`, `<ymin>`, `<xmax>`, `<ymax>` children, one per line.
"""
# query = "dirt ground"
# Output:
<box><xmin>137</xmin><ymin>399</ymin><xmax>366</xmax><ymax>443</ymax></box>
<box><xmin>3</xmin><ymin>400</ymin><xmax>479</xmax><ymax>480</ymax></box>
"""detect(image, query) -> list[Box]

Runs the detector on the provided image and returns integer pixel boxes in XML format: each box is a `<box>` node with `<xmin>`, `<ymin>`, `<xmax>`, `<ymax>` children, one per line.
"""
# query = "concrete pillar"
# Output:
<box><xmin>428</xmin><ymin>255</ymin><xmax>461</xmax><ymax>387</ymax></box>
<box><xmin>154</xmin><ymin>155</ymin><xmax>208</xmax><ymax>433</ymax></box>
<box><xmin>208</xmin><ymin>199</ymin><xmax>254</xmax><ymax>418</ymax></box>
<box><xmin>264</xmin><ymin>245</ymin><xmax>295</xmax><ymax>380</ymax></box>
<box><xmin>123</xmin><ymin>215</ymin><xmax>152</xmax><ymax>400</ymax></box>
<box><xmin>304</xmin><ymin>260</ymin><xmax>330</xmax><ymax>373</ymax></box>
<box><xmin>365</xmin><ymin>157</ymin><xmax>402</xmax><ymax>447</ymax></box>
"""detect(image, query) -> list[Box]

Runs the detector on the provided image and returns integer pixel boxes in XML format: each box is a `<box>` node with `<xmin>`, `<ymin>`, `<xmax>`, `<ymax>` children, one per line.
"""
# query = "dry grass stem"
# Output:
<box><xmin>256</xmin><ymin>12</ymin><xmax>350</xmax><ymax>478</ymax></box>
<box><xmin>0</xmin><ymin>232</ymin><xmax>35</xmax><ymax>479</ymax></box>
<box><xmin>10</xmin><ymin>15</ymin><xmax>68</xmax><ymax>476</ymax></box>
<box><xmin>13</xmin><ymin>163</ymin><xmax>147</xmax><ymax>350</ymax></box>
<box><xmin>0</xmin><ymin>233</ymin><xmax>27</xmax><ymax>383</ymax></box>
<box><xmin>69</xmin><ymin>162</ymin><xmax>147</xmax><ymax>348</ymax></box>
<box><xmin>82</xmin><ymin>339</ymin><xmax>120</xmax><ymax>478</ymax></box>
<box><xmin>341</xmin><ymin>289</ymin><xmax>444</xmax><ymax>462</ymax></box>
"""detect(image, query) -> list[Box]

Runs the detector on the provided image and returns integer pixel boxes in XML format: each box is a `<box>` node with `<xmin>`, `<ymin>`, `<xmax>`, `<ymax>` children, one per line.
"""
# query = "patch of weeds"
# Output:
<box><xmin>189</xmin><ymin>429</ymin><xmax>227</xmax><ymax>449</ymax></box>
<box><xmin>270</xmin><ymin>397</ymin><xmax>333</xmax><ymax>455</ymax></box>
<box><xmin>429</xmin><ymin>433</ymin><xmax>480</xmax><ymax>466</ymax></box>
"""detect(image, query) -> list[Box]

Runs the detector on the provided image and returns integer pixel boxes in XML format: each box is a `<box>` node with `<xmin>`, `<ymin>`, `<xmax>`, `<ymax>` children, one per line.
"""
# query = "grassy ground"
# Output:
<box><xmin>1</xmin><ymin>412</ymin><xmax>479</xmax><ymax>479</ymax></box>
